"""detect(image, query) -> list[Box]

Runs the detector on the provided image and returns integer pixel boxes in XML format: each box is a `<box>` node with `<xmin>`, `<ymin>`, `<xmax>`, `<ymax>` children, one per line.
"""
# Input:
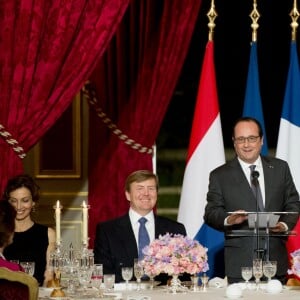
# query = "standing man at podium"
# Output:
<box><xmin>204</xmin><ymin>117</ymin><xmax>300</xmax><ymax>284</ymax></box>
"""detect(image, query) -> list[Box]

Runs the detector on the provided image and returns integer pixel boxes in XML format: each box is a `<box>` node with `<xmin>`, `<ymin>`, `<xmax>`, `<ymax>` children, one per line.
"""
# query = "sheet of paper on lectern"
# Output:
<box><xmin>247</xmin><ymin>213</ymin><xmax>280</xmax><ymax>228</ymax></box>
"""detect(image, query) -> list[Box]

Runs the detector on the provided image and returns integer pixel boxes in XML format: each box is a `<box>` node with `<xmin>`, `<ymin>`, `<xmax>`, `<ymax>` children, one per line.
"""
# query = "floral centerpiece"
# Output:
<box><xmin>287</xmin><ymin>249</ymin><xmax>300</xmax><ymax>286</ymax></box>
<box><xmin>141</xmin><ymin>233</ymin><xmax>209</xmax><ymax>277</ymax></box>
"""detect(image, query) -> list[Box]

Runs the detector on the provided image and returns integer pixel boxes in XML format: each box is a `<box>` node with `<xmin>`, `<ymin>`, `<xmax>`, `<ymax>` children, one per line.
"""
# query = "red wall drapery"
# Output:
<box><xmin>88</xmin><ymin>0</ymin><xmax>203</xmax><ymax>247</ymax></box>
<box><xmin>0</xmin><ymin>0</ymin><xmax>130</xmax><ymax>191</ymax></box>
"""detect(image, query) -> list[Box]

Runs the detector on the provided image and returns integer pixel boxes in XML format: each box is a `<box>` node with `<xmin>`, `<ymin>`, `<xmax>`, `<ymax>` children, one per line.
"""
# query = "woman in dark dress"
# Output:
<box><xmin>0</xmin><ymin>200</ymin><xmax>23</xmax><ymax>271</ymax></box>
<box><xmin>3</xmin><ymin>174</ymin><xmax>56</xmax><ymax>286</ymax></box>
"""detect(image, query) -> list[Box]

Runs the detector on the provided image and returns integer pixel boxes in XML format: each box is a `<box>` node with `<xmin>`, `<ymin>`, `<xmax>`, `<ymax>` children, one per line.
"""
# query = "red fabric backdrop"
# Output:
<box><xmin>87</xmin><ymin>0</ymin><xmax>203</xmax><ymax>247</ymax></box>
<box><xmin>0</xmin><ymin>0</ymin><xmax>130</xmax><ymax>192</ymax></box>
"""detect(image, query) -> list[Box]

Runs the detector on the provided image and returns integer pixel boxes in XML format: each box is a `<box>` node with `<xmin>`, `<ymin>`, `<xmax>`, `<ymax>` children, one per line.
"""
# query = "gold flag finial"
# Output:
<box><xmin>290</xmin><ymin>0</ymin><xmax>299</xmax><ymax>41</ymax></box>
<box><xmin>207</xmin><ymin>0</ymin><xmax>218</xmax><ymax>41</ymax></box>
<box><xmin>250</xmin><ymin>0</ymin><xmax>260</xmax><ymax>42</ymax></box>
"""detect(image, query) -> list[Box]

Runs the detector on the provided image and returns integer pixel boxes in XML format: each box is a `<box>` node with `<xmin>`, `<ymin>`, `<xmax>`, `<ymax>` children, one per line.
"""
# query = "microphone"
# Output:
<box><xmin>251</xmin><ymin>170</ymin><xmax>260</xmax><ymax>186</ymax></box>
<box><xmin>250</xmin><ymin>168</ymin><xmax>264</xmax><ymax>259</ymax></box>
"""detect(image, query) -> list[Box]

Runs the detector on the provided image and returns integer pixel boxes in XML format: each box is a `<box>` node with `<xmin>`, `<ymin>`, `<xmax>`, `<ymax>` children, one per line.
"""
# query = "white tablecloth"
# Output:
<box><xmin>39</xmin><ymin>285</ymin><xmax>300</xmax><ymax>300</ymax></box>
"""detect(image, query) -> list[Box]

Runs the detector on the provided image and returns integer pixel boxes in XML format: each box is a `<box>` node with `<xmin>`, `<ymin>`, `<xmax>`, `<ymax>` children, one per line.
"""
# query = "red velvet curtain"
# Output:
<box><xmin>0</xmin><ymin>0</ymin><xmax>130</xmax><ymax>192</ymax></box>
<box><xmin>88</xmin><ymin>0</ymin><xmax>203</xmax><ymax>247</ymax></box>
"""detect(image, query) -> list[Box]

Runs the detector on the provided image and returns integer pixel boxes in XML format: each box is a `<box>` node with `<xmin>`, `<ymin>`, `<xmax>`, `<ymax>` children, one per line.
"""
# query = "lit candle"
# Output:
<box><xmin>82</xmin><ymin>200</ymin><xmax>88</xmax><ymax>245</ymax></box>
<box><xmin>54</xmin><ymin>200</ymin><xmax>62</xmax><ymax>245</ymax></box>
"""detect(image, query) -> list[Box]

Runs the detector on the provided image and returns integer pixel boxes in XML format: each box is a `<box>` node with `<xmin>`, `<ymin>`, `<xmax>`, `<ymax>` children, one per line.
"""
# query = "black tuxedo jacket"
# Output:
<box><xmin>204</xmin><ymin>156</ymin><xmax>300</xmax><ymax>281</ymax></box>
<box><xmin>94</xmin><ymin>213</ymin><xmax>186</xmax><ymax>283</ymax></box>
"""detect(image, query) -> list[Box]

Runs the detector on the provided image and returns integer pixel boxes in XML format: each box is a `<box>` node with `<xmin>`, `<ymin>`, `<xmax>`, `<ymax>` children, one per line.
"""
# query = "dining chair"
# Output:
<box><xmin>0</xmin><ymin>267</ymin><xmax>39</xmax><ymax>300</ymax></box>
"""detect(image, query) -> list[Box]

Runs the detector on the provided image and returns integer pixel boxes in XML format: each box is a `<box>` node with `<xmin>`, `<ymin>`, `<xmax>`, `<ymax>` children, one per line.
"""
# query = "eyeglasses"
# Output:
<box><xmin>234</xmin><ymin>136</ymin><xmax>260</xmax><ymax>144</ymax></box>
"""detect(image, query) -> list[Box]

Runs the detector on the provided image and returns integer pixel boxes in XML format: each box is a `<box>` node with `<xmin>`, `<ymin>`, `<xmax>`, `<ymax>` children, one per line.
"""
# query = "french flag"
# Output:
<box><xmin>177</xmin><ymin>41</ymin><xmax>225</xmax><ymax>278</ymax></box>
<box><xmin>276</xmin><ymin>40</ymin><xmax>300</xmax><ymax>261</ymax></box>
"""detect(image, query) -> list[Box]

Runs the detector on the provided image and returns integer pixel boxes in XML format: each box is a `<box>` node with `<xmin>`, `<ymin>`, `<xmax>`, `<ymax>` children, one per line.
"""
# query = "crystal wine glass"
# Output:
<box><xmin>20</xmin><ymin>261</ymin><xmax>35</xmax><ymax>276</ymax></box>
<box><xmin>263</xmin><ymin>260</ymin><xmax>277</xmax><ymax>281</ymax></box>
<box><xmin>252</xmin><ymin>259</ymin><xmax>263</xmax><ymax>290</ymax></box>
<box><xmin>62</xmin><ymin>262</ymin><xmax>78</xmax><ymax>294</ymax></box>
<box><xmin>78</xmin><ymin>266</ymin><xmax>93</xmax><ymax>292</ymax></box>
<box><xmin>91</xmin><ymin>264</ymin><xmax>104</xmax><ymax>291</ymax></box>
<box><xmin>200</xmin><ymin>273</ymin><xmax>209</xmax><ymax>292</ymax></box>
<box><xmin>134</xmin><ymin>259</ymin><xmax>144</xmax><ymax>291</ymax></box>
<box><xmin>121</xmin><ymin>267</ymin><xmax>133</xmax><ymax>290</ymax></box>
<box><xmin>148</xmin><ymin>272</ymin><xmax>156</xmax><ymax>290</ymax></box>
<box><xmin>241</xmin><ymin>266</ymin><xmax>252</xmax><ymax>287</ymax></box>
<box><xmin>191</xmin><ymin>274</ymin><xmax>199</xmax><ymax>292</ymax></box>
<box><xmin>103</xmin><ymin>274</ymin><xmax>115</xmax><ymax>291</ymax></box>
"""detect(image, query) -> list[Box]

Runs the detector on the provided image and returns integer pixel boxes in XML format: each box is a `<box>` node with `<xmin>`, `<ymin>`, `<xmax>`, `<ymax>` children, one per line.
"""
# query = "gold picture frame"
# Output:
<box><xmin>34</xmin><ymin>94</ymin><xmax>82</xmax><ymax>179</ymax></box>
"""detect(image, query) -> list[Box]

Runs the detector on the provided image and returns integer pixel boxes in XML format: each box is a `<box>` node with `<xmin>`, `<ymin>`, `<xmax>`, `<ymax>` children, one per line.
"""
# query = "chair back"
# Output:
<box><xmin>0</xmin><ymin>267</ymin><xmax>39</xmax><ymax>300</ymax></box>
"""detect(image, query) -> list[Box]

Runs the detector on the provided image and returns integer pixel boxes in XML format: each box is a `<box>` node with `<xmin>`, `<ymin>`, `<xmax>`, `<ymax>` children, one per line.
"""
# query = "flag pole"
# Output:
<box><xmin>290</xmin><ymin>0</ymin><xmax>299</xmax><ymax>41</ymax></box>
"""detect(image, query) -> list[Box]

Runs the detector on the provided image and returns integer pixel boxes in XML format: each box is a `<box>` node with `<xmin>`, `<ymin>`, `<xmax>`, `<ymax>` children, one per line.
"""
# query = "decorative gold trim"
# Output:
<box><xmin>250</xmin><ymin>0</ymin><xmax>260</xmax><ymax>42</ymax></box>
<box><xmin>83</xmin><ymin>82</ymin><xmax>154</xmax><ymax>155</ymax></box>
<box><xmin>0</xmin><ymin>124</ymin><xmax>26</xmax><ymax>158</ymax></box>
<box><xmin>290</xmin><ymin>0</ymin><xmax>299</xmax><ymax>41</ymax></box>
<box><xmin>34</xmin><ymin>94</ymin><xmax>81</xmax><ymax>179</ymax></box>
<box><xmin>207</xmin><ymin>0</ymin><xmax>218</xmax><ymax>41</ymax></box>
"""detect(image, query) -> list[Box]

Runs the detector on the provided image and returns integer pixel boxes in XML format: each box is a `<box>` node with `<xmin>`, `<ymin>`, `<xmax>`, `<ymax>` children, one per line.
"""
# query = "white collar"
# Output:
<box><xmin>129</xmin><ymin>208</ymin><xmax>154</xmax><ymax>224</ymax></box>
<box><xmin>238</xmin><ymin>156</ymin><xmax>262</xmax><ymax>171</ymax></box>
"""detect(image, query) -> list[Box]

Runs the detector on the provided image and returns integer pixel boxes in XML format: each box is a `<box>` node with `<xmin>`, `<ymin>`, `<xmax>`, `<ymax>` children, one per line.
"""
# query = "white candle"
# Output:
<box><xmin>55</xmin><ymin>200</ymin><xmax>61</xmax><ymax>245</ymax></box>
<box><xmin>82</xmin><ymin>200</ymin><xmax>88</xmax><ymax>245</ymax></box>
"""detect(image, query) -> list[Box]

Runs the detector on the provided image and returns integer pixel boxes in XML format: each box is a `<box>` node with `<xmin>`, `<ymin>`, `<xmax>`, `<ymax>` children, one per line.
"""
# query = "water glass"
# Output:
<box><xmin>91</xmin><ymin>264</ymin><xmax>103</xmax><ymax>290</ymax></box>
<box><xmin>63</xmin><ymin>263</ymin><xmax>78</xmax><ymax>294</ymax></box>
<box><xmin>263</xmin><ymin>260</ymin><xmax>277</xmax><ymax>281</ymax></box>
<box><xmin>20</xmin><ymin>261</ymin><xmax>35</xmax><ymax>276</ymax></box>
<box><xmin>78</xmin><ymin>266</ymin><xmax>93</xmax><ymax>291</ymax></box>
<box><xmin>103</xmin><ymin>274</ymin><xmax>115</xmax><ymax>291</ymax></box>
<box><xmin>241</xmin><ymin>266</ymin><xmax>252</xmax><ymax>287</ymax></box>
<box><xmin>121</xmin><ymin>267</ymin><xmax>133</xmax><ymax>290</ymax></box>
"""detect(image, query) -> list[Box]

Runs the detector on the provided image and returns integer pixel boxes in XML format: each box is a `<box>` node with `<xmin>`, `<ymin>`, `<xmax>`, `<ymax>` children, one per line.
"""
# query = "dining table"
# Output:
<box><xmin>39</xmin><ymin>280</ymin><xmax>300</xmax><ymax>300</ymax></box>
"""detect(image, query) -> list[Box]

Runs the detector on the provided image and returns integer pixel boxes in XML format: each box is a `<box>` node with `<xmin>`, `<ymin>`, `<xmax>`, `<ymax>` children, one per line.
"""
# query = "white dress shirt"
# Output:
<box><xmin>129</xmin><ymin>208</ymin><xmax>155</xmax><ymax>246</ymax></box>
<box><xmin>238</xmin><ymin>156</ymin><xmax>266</xmax><ymax>206</ymax></box>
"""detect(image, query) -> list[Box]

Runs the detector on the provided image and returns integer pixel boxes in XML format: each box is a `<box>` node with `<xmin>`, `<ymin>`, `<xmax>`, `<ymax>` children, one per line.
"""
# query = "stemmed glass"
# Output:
<box><xmin>78</xmin><ymin>266</ymin><xmax>93</xmax><ymax>293</ymax></box>
<box><xmin>134</xmin><ymin>259</ymin><xmax>144</xmax><ymax>291</ymax></box>
<box><xmin>263</xmin><ymin>260</ymin><xmax>277</xmax><ymax>281</ymax></box>
<box><xmin>241</xmin><ymin>267</ymin><xmax>252</xmax><ymax>288</ymax></box>
<box><xmin>252</xmin><ymin>259</ymin><xmax>263</xmax><ymax>290</ymax></box>
<box><xmin>20</xmin><ymin>261</ymin><xmax>35</xmax><ymax>276</ymax></box>
<box><xmin>121</xmin><ymin>267</ymin><xmax>133</xmax><ymax>290</ymax></box>
<box><xmin>62</xmin><ymin>261</ymin><xmax>78</xmax><ymax>294</ymax></box>
<box><xmin>191</xmin><ymin>274</ymin><xmax>199</xmax><ymax>292</ymax></box>
<box><xmin>200</xmin><ymin>273</ymin><xmax>209</xmax><ymax>292</ymax></box>
<box><xmin>91</xmin><ymin>264</ymin><xmax>104</xmax><ymax>291</ymax></box>
<box><xmin>148</xmin><ymin>272</ymin><xmax>156</xmax><ymax>290</ymax></box>
<box><xmin>103</xmin><ymin>274</ymin><xmax>115</xmax><ymax>291</ymax></box>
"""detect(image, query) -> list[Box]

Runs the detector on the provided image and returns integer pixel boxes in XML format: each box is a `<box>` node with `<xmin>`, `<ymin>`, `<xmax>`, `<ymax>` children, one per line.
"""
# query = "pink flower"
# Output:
<box><xmin>141</xmin><ymin>233</ymin><xmax>209</xmax><ymax>276</ymax></box>
<box><xmin>288</xmin><ymin>249</ymin><xmax>300</xmax><ymax>279</ymax></box>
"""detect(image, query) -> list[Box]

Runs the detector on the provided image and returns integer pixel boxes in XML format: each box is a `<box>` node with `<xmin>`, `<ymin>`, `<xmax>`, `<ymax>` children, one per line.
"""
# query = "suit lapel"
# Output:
<box><xmin>229</xmin><ymin>158</ymin><xmax>253</xmax><ymax>192</ymax></box>
<box><xmin>116</xmin><ymin>214</ymin><xmax>138</xmax><ymax>259</ymax></box>
<box><xmin>261</xmin><ymin>157</ymin><xmax>275</xmax><ymax>210</ymax></box>
<box><xmin>229</xmin><ymin>157</ymin><xmax>259</xmax><ymax>209</ymax></box>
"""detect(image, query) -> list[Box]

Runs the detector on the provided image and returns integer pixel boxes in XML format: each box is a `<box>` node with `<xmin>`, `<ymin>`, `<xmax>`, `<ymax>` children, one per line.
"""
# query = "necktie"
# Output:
<box><xmin>249</xmin><ymin>165</ymin><xmax>264</xmax><ymax>211</ymax></box>
<box><xmin>138</xmin><ymin>217</ymin><xmax>150</xmax><ymax>260</ymax></box>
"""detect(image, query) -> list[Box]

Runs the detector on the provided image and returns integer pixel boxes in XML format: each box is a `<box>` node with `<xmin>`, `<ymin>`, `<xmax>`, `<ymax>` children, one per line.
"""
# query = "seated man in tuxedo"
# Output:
<box><xmin>94</xmin><ymin>170</ymin><xmax>187</xmax><ymax>283</ymax></box>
